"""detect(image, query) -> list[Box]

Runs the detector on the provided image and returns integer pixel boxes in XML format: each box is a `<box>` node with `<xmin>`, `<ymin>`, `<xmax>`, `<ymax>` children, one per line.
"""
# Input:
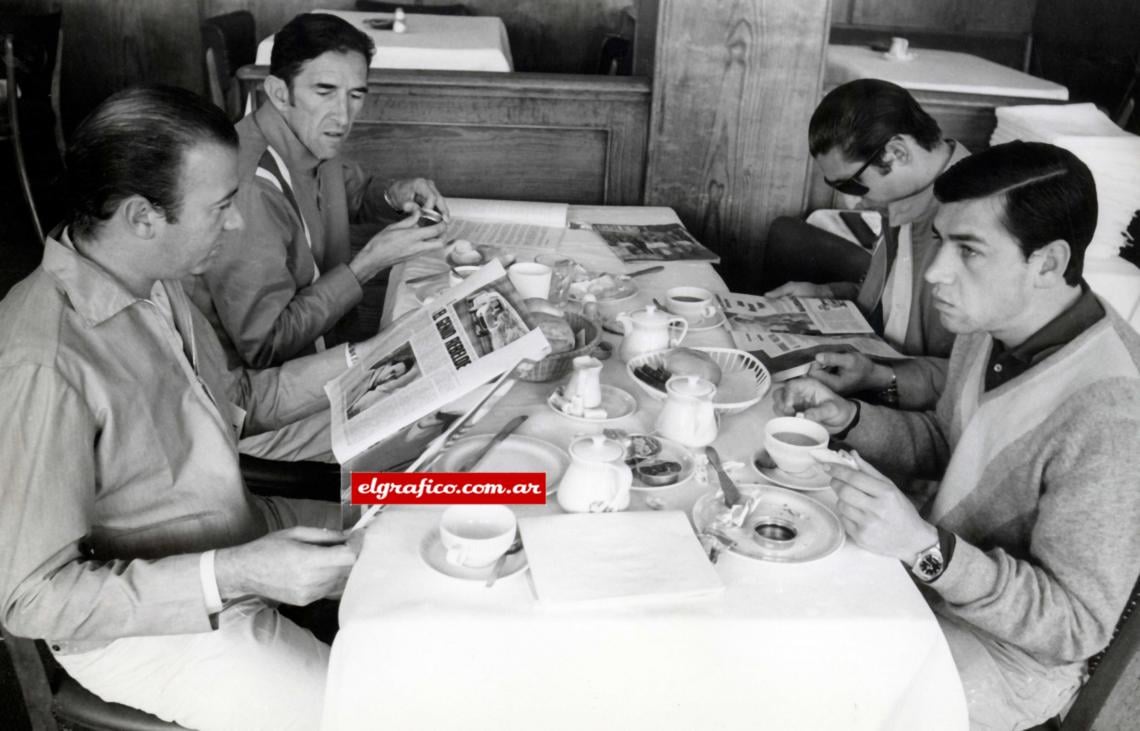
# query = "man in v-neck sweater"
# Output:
<box><xmin>774</xmin><ymin>142</ymin><xmax>1140</xmax><ymax>730</ymax></box>
<box><xmin>188</xmin><ymin>13</ymin><xmax>449</xmax><ymax>371</ymax></box>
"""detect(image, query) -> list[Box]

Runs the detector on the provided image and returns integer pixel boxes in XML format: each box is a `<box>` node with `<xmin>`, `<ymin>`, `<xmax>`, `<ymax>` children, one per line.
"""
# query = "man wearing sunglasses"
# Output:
<box><xmin>763</xmin><ymin>79</ymin><xmax>968</xmax><ymax>409</ymax></box>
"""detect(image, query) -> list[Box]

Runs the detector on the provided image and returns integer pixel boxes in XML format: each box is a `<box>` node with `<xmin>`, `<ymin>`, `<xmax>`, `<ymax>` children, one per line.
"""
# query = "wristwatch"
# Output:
<box><xmin>910</xmin><ymin>540</ymin><xmax>946</xmax><ymax>583</ymax></box>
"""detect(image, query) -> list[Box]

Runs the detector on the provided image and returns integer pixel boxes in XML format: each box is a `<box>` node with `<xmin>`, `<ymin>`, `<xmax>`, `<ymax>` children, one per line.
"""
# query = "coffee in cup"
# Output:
<box><xmin>665</xmin><ymin>286</ymin><xmax>718</xmax><ymax>323</ymax></box>
<box><xmin>763</xmin><ymin>416</ymin><xmax>829</xmax><ymax>474</ymax></box>
<box><xmin>439</xmin><ymin>505</ymin><xmax>516</xmax><ymax>568</ymax></box>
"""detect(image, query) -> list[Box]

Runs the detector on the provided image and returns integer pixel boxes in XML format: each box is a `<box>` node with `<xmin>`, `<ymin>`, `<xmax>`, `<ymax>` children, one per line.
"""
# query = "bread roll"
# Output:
<box><xmin>665</xmin><ymin>347</ymin><xmax>722</xmax><ymax>385</ymax></box>
<box><xmin>524</xmin><ymin>298</ymin><xmax>566</xmax><ymax>318</ymax></box>
<box><xmin>531</xmin><ymin>312</ymin><xmax>576</xmax><ymax>354</ymax></box>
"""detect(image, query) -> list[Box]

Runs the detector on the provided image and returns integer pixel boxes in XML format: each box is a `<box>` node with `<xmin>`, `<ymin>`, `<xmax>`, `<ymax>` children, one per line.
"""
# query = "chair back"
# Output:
<box><xmin>200</xmin><ymin>10</ymin><xmax>255</xmax><ymax>120</ymax></box>
<box><xmin>0</xmin><ymin>12</ymin><xmax>61</xmax><ymax>103</ymax></box>
<box><xmin>1060</xmin><ymin>575</ymin><xmax>1140</xmax><ymax>729</ymax></box>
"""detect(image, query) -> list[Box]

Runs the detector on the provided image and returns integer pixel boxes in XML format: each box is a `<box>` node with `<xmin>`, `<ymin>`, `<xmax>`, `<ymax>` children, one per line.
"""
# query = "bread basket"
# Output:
<box><xmin>518</xmin><ymin>312</ymin><xmax>605</xmax><ymax>382</ymax></box>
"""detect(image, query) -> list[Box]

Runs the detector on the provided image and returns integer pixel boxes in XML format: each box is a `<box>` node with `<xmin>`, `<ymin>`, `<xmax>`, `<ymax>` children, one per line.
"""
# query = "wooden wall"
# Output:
<box><xmin>831</xmin><ymin>0</ymin><xmax>1035</xmax><ymax>33</ymax></box>
<box><xmin>643</xmin><ymin>0</ymin><xmax>831</xmax><ymax>291</ymax></box>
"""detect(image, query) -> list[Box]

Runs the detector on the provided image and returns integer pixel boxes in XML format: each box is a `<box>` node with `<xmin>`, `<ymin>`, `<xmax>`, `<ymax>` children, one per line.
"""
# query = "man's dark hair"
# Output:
<box><xmin>934</xmin><ymin>141</ymin><xmax>1097</xmax><ymax>286</ymax></box>
<box><xmin>66</xmin><ymin>85</ymin><xmax>238</xmax><ymax>239</ymax></box>
<box><xmin>270</xmin><ymin>13</ymin><xmax>375</xmax><ymax>87</ymax></box>
<box><xmin>808</xmin><ymin>79</ymin><xmax>942</xmax><ymax>170</ymax></box>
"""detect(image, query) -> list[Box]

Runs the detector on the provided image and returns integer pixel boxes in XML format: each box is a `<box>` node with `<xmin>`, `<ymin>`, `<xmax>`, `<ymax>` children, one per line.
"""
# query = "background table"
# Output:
<box><xmin>256</xmin><ymin>9</ymin><xmax>513</xmax><ymax>72</ymax></box>
<box><xmin>824</xmin><ymin>44</ymin><xmax>1068</xmax><ymax>154</ymax></box>
<box><xmin>325</xmin><ymin>204</ymin><xmax>968</xmax><ymax>730</ymax></box>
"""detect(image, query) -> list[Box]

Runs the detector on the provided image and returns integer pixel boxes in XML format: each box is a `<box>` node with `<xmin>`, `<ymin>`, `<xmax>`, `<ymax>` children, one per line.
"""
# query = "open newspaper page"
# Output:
<box><xmin>589</xmin><ymin>222</ymin><xmax>719</xmax><ymax>263</ymax></box>
<box><xmin>326</xmin><ymin>261</ymin><xmax>550</xmax><ymax>463</ymax></box>
<box><xmin>444</xmin><ymin>197</ymin><xmax>569</xmax><ymax>251</ymax></box>
<box><xmin>716</xmin><ymin>293</ymin><xmax>904</xmax><ymax>380</ymax></box>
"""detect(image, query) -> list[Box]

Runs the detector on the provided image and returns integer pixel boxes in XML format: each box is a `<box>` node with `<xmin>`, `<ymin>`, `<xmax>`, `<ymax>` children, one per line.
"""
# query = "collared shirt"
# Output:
<box><xmin>0</xmin><ymin>231</ymin><xmax>344</xmax><ymax>650</ymax></box>
<box><xmin>985</xmin><ymin>283</ymin><xmax>1105</xmax><ymax>391</ymax></box>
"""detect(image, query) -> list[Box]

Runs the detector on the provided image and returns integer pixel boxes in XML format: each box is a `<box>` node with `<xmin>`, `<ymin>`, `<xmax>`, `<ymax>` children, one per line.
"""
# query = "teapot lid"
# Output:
<box><xmin>629</xmin><ymin>304</ymin><xmax>673</xmax><ymax>324</ymax></box>
<box><xmin>569</xmin><ymin>434</ymin><xmax>625</xmax><ymax>462</ymax></box>
<box><xmin>665</xmin><ymin>375</ymin><xmax>716</xmax><ymax>398</ymax></box>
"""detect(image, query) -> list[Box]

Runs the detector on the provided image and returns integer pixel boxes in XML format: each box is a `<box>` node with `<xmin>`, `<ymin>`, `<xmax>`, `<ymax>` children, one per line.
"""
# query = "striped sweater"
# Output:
<box><xmin>848</xmin><ymin>302</ymin><xmax>1140</xmax><ymax>668</ymax></box>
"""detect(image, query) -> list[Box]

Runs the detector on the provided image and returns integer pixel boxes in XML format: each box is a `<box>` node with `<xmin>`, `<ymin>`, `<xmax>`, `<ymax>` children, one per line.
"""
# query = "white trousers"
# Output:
<box><xmin>938</xmin><ymin>613</ymin><xmax>1083</xmax><ymax>731</ymax></box>
<box><xmin>55</xmin><ymin>598</ymin><xmax>329</xmax><ymax>731</ymax></box>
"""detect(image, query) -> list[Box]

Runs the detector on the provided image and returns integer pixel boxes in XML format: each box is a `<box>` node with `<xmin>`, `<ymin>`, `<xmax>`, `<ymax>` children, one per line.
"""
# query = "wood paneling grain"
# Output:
<box><xmin>643</xmin><ymin>0</ymin><xmax>831</xmax><ymax>287</ymax></box>
<box><xmin>60</xmin><ymin>0</ymin><xmax>202</xmax><ymax>129</ymax></box>
<box><xmin>850</xmin><ymin>0</ymin><xmax>1035</xmax><ymax>34</ymax></box>
<box><xmin>239</xmin><ymin>67</ymin><xmax>651</xmax><ymax>204</ymax></box>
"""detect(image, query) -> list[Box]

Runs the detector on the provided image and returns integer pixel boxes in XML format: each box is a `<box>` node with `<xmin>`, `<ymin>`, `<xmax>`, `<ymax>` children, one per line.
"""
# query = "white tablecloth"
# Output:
<box><xmin>324</xmin><ymin>204</ymin><xmax>967</xmax><ymax>730</ymax></box>
<box><xmin>827</xmin><ymin>44</ymin><xmax>1068</xmax><ymax>100</ymax></box>
<box><xmin>256</xmin><ymin>9</ymin><xmax>513</xmax><ymax>72</ymax></box>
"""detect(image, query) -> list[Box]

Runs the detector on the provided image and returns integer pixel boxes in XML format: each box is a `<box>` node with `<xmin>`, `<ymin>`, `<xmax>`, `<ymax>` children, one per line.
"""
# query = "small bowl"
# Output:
<box><xmin>448</xmin><ymin>265</ymin><xmax>480</xmax><ymax>287</ymax></box>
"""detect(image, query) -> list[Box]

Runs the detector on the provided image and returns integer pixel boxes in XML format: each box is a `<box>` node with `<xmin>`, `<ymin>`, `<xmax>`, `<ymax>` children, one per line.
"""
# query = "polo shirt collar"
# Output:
<box><xmin>1001</xmin><ymin>282</ymin><xmax>1104</xmax><ymax>366</ymax></box>
<box><xmin>253</xmin><ymin>101</ymin><xmax>320</xmax><ymax>175</ymax></box>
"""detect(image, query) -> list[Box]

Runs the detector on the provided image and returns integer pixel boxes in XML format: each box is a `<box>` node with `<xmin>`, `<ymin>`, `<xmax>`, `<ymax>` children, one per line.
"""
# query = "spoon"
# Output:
<box><xmin>485</xmin><ymin>531</ymin><xmax>524</xmax><ymax>588</ymax></box>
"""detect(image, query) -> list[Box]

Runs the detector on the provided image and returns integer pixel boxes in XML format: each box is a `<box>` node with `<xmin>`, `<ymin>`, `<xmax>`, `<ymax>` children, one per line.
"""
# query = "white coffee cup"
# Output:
<box><xmin>763</xmin><ymin>416</ymin><xmax>829</xmax><ymax>474</ymax></box>
<box><xmin>439</xmin><ymin>505</ymin><xmax>517</xmax><ymax>568</ymax></box>
<box><xmin>665</xmin><ymin>286</ymin><xmax>718</xmax><ymax>322</ymax></box>
<box><xmin>508</xmin><ymin>262</ymin><xmax>553</xmax><ymax>300</ymax></box>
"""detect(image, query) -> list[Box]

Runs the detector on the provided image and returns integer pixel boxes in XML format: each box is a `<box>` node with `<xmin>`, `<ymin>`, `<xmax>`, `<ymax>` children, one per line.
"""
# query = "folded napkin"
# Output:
<box><xmin>518</xmin><ymin>511</ymin><xmax>725</xmax><ymax>608</ymax></box>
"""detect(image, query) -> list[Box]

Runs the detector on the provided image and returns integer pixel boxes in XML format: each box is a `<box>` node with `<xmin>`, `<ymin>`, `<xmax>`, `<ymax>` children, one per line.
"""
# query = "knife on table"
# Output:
<box><xmin>705</xmin><ymin>446</ymin><xmax>744</xmax><ymax>509</ymax></box>
<box><xmin>626</xmin><ymin>265</ymin><xmax>665</xmax><ymax>278</ymax></box>
<box><xmin>457</xmin><ymin>415</ymin><xmax>528</xmax><ymax>472</ymax></box>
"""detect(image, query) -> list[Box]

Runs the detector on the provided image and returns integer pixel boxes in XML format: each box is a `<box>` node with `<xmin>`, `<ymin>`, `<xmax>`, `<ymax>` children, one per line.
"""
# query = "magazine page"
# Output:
<box><xmin>716</xmin><ymin>293</ymin><xmax>874</xmax><ymax>336</ymax></box>
<box><xmin>326</xmin><ymin>261</ymin><xmax>550</xmax><ymax>463</ymax></box>
<box><xmin>716</xmin><ymin>293</ymin><xmax>901</xmax><ymax>381</ymax></box>
<box><xmin>445</xmin><ymin>197</ymin><xmax>569</xmax><ymax>250</ymax></box>
<box><xmin>589</xmin><ymin>222</ymin><xmax>719</xmax><ymax>263</ymax></box>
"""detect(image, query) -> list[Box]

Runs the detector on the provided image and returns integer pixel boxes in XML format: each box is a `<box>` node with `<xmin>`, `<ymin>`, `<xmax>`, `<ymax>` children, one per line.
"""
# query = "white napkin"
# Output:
<box><xmin>518</xmin><ymin>511</ymin><xmax>725</xmax><ymax>608</ymax></box>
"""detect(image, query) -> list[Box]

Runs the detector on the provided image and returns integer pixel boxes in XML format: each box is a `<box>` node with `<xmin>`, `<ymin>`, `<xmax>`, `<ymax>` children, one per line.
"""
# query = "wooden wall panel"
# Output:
<box><xmin>643</xmin><ymin>0</ymin><xmax>831</xmax><ymax>289</ymax></box>
<box><xmin>344</xmin><ymin>123</ymin><xmax>608</xmax><ymax>203</ymax></box>
<box><xmin>59</xmin><ymin>0</ymin><xmax>202</xmax><ymax>130</ymax></box>
<box><xmin>239</xmin><ymin>67</ymin><xmax>651</xmax><ymax>205</ymax></box>
<box><xmin>849</xmin><ymin>0</ymin><xmax>1035</xmax><ymax>34</ymax></box>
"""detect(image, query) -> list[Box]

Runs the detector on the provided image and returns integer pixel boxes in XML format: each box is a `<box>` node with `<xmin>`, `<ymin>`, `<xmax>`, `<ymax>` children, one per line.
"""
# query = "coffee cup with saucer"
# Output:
<box><xmin>755</xmin><ymin>417</ymin><xmax>832</xmax><ymax>489</ymax></box>
<box><xmin>438</xmin><ymin>505</ymin><xmax>516</xmax><ymax>568</ymax></box>
<box><xmin>664</xmin><ymin>286</ymin><xmax>719</xmax><ymax>325</ymax></box>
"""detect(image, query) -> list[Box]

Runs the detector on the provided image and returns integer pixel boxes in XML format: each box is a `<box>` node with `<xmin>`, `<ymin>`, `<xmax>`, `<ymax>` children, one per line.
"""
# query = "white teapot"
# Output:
<box><xmin>655</xmin><ymin>375</ymin><xmax>718</xmax><ymax>448</ymax></box>
<box><xmin>557</xmin><ymin>434</ymin><xmax>632</xmax><ymax>513</ymax></box>
<box><xmin>615</xmin><ymin>305</ymin><xmax>688</xmax><ymax>362</ymax></box>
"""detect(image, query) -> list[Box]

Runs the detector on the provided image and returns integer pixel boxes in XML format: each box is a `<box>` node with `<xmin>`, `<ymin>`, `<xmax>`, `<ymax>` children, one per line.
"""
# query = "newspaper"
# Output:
<box><xmin>716</xmin><ymin>293</ymin><xmax>904</xmax><ymax>381</ymax></box>
<box><xmin>326</xmin><ymin>261</ymin><xmax>550</xmax><ymax>463</ymax></box>
<box><xmin>445</xmin><ymin>198</ymin><xmax>568</xmax><ymax>251</ymax></box>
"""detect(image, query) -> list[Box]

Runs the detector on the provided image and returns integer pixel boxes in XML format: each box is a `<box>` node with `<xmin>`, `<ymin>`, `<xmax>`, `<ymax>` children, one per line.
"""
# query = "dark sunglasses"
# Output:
<box><xmin>825</xmin><ymin>140</ymin><xmax>890</xmax><ymax>197</ymax></box>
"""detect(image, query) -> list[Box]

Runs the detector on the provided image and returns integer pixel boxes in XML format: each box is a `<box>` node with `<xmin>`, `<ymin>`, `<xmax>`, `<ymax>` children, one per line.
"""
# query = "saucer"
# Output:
<box><xmin>756</xmin><ymin>462</ymin><xmax>831</xmax><ymax>491</ymax></box>
<box><xmin>547</xmin><ymin>385</ymin><xmax>638</xmax><ymax>423</ymax></box>
<box><xmin>681</xmin><ymin>310</ymin><xmax>727</xmax><ymax>332</ymax></box>
<box><xmin>419</xmin><ymin>532</ymin><xmax>528</xmax><ymax>582</ymax></box>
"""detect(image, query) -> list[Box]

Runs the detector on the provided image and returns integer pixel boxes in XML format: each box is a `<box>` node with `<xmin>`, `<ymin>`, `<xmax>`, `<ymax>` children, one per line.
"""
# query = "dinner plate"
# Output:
<box><xmin>419</xmin><ymin>532</ymin><xmax>528</xmax><ymax>582</ymax></box>
<box><xmin>692</xmin><ymin>483</ymin><xmax>844</xmax><ymax>563</ymax></box>
<box><xmin>753</xmin><ymin>447</ymin><xmax>831</xmax><ymax>490</ymax></box>
<box><xmin>432</xmin><ymin>434</ymin><xmax>569</xmax><ymax>497</ymax></box>
<box><xmin>568</xmin><ymin>275</ymin><xmax>638</xmax><ymax>304</ymax></box>
<box><xmin>547</xmin><ymin>385</ymin><xmax>638</xmax><ymax>423</ymax></box>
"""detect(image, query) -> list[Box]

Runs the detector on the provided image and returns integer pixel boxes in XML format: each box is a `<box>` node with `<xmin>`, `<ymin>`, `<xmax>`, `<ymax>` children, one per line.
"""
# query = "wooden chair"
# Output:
<box><xmin>0</xmin><ymin>12</ymin><xmax>64</xmax><ymax>247</ymax></box>
<box><xmin>1026</xmin><ymin>576</ymin><xmax>1140</xmax><ymax>730</ymax></box>
<box><xmin>1</xmin><ymin>623</ymin><xmax>186</xmax><ymax>731</ymax></box>
<box><xmin>200</xmin><ymin>10</ymin><xmax>256</xmax><ymax>121</ymax></box>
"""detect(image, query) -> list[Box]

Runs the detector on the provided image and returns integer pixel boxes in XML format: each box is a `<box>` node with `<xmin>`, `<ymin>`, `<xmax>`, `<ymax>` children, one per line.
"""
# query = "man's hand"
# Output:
<box><xmin>348</xmin><ymin>212</ymin><xmax>446</xmax><ymax>285</ymax></box>
<box><xmin>808</xmin><ymin>352</ymin><xmax>894</xmax><ymax>395</ymax></box>
<box><xmin>764</xmin><ymin>281</ymin><xmax>834</xmax><ymax>298</ymax></box>
<box><xmin>214</xmin><ymin>527</ymin><xmax>357</xmax><ymax>606</ymax></box>
<box><xmin>386</xmin><ymin>177</ymin><xmax>450</xmax><ymax>220</ymax></box>
<box><xmin>823</xmin><ymin>452</ymin><xmax>938</xmax><ymax>564</ymax></box>
<box><xmin>771</xmin><ymin>377</ymin><xmax>858</xmax><ymax>432</ymax></box>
